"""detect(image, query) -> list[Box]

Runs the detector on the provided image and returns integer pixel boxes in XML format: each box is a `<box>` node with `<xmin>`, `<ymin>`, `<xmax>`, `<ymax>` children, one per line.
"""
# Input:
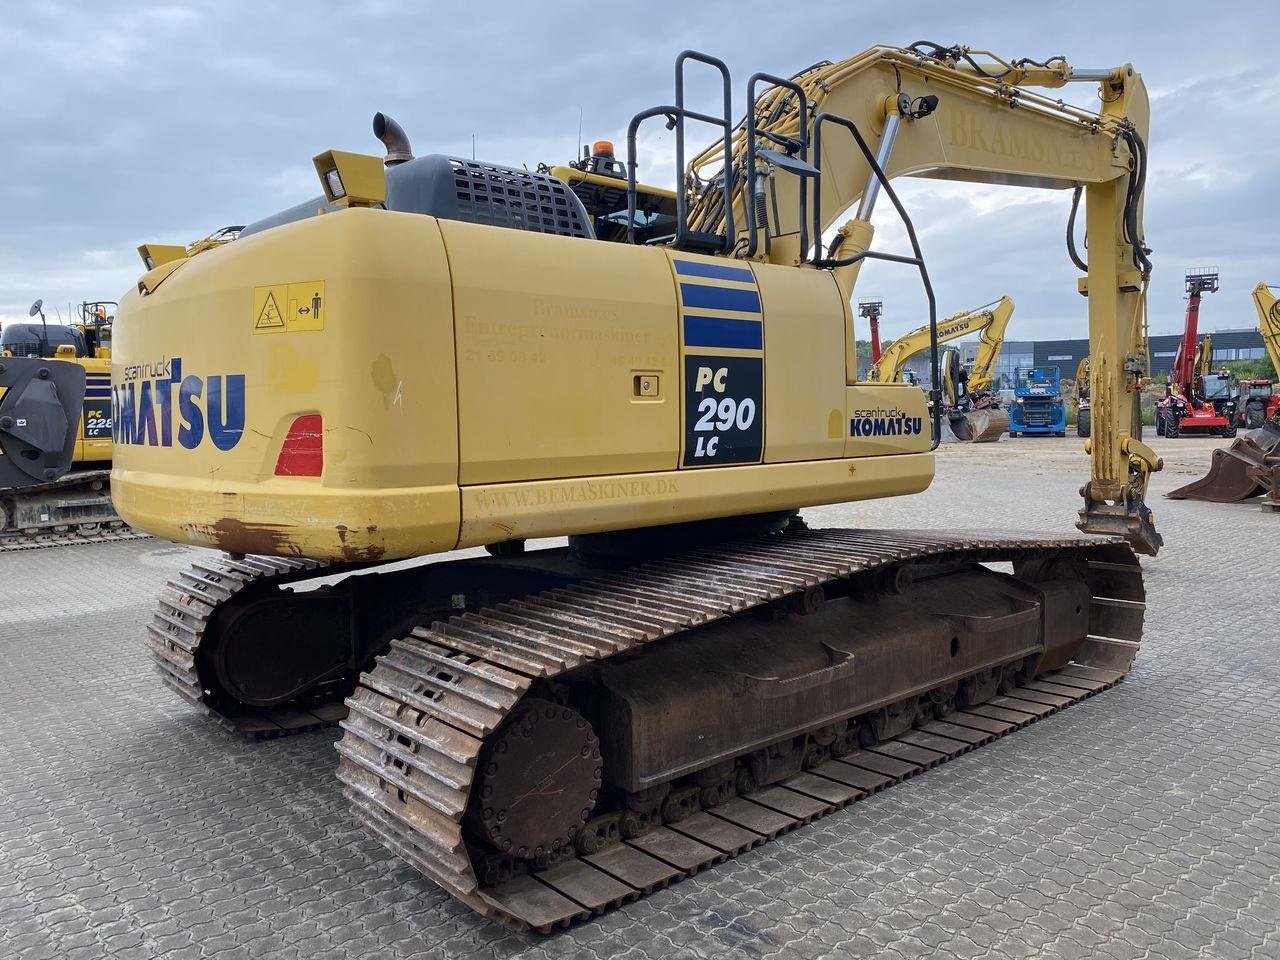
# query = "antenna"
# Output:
<box><xmin>577</xmin><ymin>106</ymin><xmax>583</xmax><ymax>159</ymax></box>
<box><xmin>471</xmin><ymin>134</ymin><xmax>476</xmax><ymax>160</ymax></box>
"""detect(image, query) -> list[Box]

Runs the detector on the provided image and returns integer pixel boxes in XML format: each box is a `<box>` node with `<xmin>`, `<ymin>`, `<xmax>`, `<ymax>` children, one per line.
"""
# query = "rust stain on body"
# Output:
<box><xmin>184</xmin><ymin>517</ymin><xmax>298</xmax><ymax>556</ymax></box>
<box><xmin>335</xmin><ymin>523</ymin><xmax>386</xmax><ymax>562</ymax></box>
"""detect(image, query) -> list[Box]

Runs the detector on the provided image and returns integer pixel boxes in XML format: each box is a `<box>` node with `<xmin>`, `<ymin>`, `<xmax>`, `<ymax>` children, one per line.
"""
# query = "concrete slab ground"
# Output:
<box><xmin>2</xmin><ymin>435</ymin><xmax>1277</xmax><ymax>959</ymax></box>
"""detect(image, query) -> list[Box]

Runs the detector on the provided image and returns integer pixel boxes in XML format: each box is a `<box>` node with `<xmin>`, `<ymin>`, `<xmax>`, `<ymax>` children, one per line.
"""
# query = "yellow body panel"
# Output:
<box><xmin>111</xmin><ymin>208</ymin><xmax>933</xmax><ymax>561</ymax></box>
<box><xmin>75</xmin><ymin>354</ymin><xmax>113</xmax><ymax>463</ymax></box>
<box><xmin>753</xmin><ymin>264</ymin><xmax>848</xmax><ymax>463</ymax></box>
<box><xmin>446</xmin><ymin>221</ymin><xmax>679</xmax><ymax>484</ymax></box>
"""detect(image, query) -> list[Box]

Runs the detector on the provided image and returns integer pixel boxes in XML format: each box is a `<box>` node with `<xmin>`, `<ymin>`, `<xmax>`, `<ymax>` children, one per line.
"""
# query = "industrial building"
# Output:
<box><xmin>866</xmin><ymin>327</ymin><xmax>1271</xmax><ymax>387</ymax></box>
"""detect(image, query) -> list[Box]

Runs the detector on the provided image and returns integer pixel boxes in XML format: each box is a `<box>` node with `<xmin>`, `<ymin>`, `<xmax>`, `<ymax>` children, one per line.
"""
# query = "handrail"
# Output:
<box><xmin>810</xmin><ymin>111</ymin><xmax>941</xmax><ymax>450</ymax></box>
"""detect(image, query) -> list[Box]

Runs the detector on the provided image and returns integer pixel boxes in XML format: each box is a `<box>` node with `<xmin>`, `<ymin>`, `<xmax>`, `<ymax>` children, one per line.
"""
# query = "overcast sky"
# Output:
<box><xmin>2</xmin><ymin>2</ymin><xmax>1276</xmax><ymax>343</ymax></box>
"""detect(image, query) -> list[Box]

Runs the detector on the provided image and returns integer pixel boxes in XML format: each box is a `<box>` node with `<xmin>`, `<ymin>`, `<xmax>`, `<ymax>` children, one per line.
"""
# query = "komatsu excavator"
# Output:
<box><xmin>116</xmin><ymin>44</ymin><xmax>1160</xmax><ymax>930</ymax></box>
<box><xmin>872</xmin><ymin>296</ymin><xmax>1014</xmax><ymax>441</ymax></box>
<box><xmin>0</xmin><ymin>300</ymin><xmax>139</xmax><ymax>548</ymax></box>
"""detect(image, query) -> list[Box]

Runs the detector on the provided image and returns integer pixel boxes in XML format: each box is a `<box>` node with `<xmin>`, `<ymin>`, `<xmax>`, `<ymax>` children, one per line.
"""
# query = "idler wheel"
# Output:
<box><xmin>472</xmin><ymin>699</ymin><xmax>602</xmax><ymax>859</ymax></box>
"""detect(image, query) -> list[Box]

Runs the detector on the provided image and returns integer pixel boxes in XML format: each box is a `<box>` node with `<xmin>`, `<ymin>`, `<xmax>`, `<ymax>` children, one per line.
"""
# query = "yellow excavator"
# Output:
<box><xmin>1240</xmin><ymin>283</ymin><xmax>1280</xmax><ymax>428</ymax></box>
<box><xmin>0</xmin><ymin>300</ymin><xmax>137</xmax><ymax>548</ymax></box>
<box><xmin>872</xmin><ymin>296</ymin><xmax>1014</xmax><ymax>441</ymax></box>
<box><xmin>1074</xmin><ymin>357</ymin><xmax>1092</xmax><ymax>437</ymax></box>
<box><xmin>118</xmin><ymin>44</ymin><xmax>1159</xmax><ymax>930</ymax></box>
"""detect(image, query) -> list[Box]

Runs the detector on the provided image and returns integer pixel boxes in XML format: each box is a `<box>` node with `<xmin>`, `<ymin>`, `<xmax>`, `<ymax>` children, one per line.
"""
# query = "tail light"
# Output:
<box><xmin>274</xmin><ymin>414</ymin><xmax>323</xmax><ymax>477</ymax></box>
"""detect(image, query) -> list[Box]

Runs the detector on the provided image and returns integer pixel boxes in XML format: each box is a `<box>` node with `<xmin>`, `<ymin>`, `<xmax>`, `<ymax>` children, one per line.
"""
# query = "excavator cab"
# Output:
<box><xmin>0</xmin><ymin>321</ymin><xmax>88</xmax><ymax>359</ymax></box>
<box><xmin>548</xmin><ymin>142</ymin><xmax>680</xmax><ymax>244</ymax></box>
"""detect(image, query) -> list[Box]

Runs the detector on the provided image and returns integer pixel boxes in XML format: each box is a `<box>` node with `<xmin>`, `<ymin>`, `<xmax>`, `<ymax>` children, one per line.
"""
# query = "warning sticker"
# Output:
<box><xmin>252</xmin><ymin>281</ymin><xmax>325</xmax><ymax>335</ymax></box>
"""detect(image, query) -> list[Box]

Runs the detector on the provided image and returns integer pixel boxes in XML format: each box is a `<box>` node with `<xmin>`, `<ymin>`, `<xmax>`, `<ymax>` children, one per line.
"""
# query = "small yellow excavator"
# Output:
<box><xmin>118</xmin><ymin>44</ymin><xmax>1160</xmax><ymax>930</ymax></box>
<box><xmin>873</xmin><ymin>296</ymin><xmax>1014</xmax><ymax>441</ymax></box>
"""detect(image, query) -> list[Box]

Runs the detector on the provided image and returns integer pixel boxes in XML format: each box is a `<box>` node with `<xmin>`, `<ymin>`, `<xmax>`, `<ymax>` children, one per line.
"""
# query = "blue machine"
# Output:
<box><xmin>1009</xmin><ymin>366</ymin><xmax>1067</xmax><ymax>437</ymax></box>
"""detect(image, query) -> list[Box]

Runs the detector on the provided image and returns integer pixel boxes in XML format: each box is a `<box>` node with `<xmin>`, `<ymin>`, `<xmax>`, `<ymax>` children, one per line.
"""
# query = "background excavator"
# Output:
<box><xmin>1237</xmin><ymin>283</ymin><xmax>1280</xmax><ymax>428</ymax></box>
<box><xmin>1075</xmin><ymin>357</ymin><xmax>1092</xmax><ymax>437</ymax></box>
<box><xmin>1155</xmin><ymin>269</ymin><xmax>1237</xmax><ymax>438</ymax></box>
<box><xmin>871</xmin><ymin>296</ymin><xmax>1014</xmax><ymax>441</ymax></box>
<box><xmin>117</xmin><ymin>44</ymin><xmax>1159</xmax><ymax>930</ymax></box>
<box><xmin>1167</xmin><ymin>281</ymin><xmax>1280</xmax><ymax>508</ymax></box>
<box><xmin>0</xmin><ymin>299</ymin><xmax>138</xmax><ymax>548</ymax></box>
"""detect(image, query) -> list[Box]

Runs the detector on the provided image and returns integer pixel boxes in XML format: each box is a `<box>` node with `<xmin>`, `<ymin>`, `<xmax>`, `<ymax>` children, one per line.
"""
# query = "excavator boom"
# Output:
<box><xmin>1253</xmin><ymin>283</ymin><xmax>1280</xmax><ymax>377</ymax></box>
<box><xmin>669</xmin><ymin>44</ymin><xmax>1157</xmax><ymax>548</ymax></box>
<box><xmin>872</xmin><ymin>296</ymin><xmax>1013</xmax><ymax>388</ymax></box>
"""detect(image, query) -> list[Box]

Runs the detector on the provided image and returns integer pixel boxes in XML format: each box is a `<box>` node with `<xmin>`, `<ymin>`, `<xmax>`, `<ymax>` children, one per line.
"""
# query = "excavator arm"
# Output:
<box><xmin>680</xmin><ymin>44</ymin><xmax>1159</xmax><ymax>553</ymax></box>
<box><xmin>872</xmin><ymin>296</ymin><xmax>1014</xmax><ymax>387</ymax></box>
<box><xmin>1254</xmin><ymin>283</ymin><xmax>1280</xmax><ymax>376</ymax></box>
<box><xmin>965</xmin><ymin>295</ymin><xmax>1015</xmax><ymax>393</ymax></box>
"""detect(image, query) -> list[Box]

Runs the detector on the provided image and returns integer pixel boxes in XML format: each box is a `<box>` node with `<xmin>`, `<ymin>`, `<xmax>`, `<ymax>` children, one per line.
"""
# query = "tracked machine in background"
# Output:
<box><xmin>1074</xmin><ymin>358</ymin><xmax>1092</xmax><ymax>437</ymax></box>
<box><xmin>118</xmin><ymin>45</ymin><xmax>1161</xmax><ymax>929</ymax></box>
<box><xmin>872</xmin><ymin>297</ymin><xmax>1015</xmax><ymax>441</ymax></box>
<box><xmin>0</xmin><ymin>299</ymin><xmax>139</xmax><ymax>548</ymax></box>
<box><xmin>1237</xmin><ymin>283</ymin><xmax>1280</xmax><ymax>428</ymax></box>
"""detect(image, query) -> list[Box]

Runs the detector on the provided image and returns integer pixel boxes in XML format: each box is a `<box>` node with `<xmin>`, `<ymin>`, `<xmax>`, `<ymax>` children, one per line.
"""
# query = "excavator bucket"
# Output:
<box><xmin>945</xmin><ymin>408</ymin><xmax>1008</xmax><ymax>443</ymax></box>
<box><xmin>1166</xmin><ymin>424</ymin><xmax>1280</xmax><ymax>503</ymax></box>
<box><xmin>965</xmin><ymin>408</ymin><xmax>1010</xmax><ymax>443</ymax></box>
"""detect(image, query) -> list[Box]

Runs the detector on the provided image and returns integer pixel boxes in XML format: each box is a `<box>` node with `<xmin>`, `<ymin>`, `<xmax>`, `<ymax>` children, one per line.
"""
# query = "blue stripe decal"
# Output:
<box><xmin>683</xmin><ymin>315</ymin><xmax>763</xmax><ymax>351</ymax></box>
<box><xmin>679</xmin><ymin>283</ymin><xmax>762</xmax><ymax>314</ymax></box>
<box><xmin>674</xmin><ymin>259</ymin><xmax>756</xmax><ymax>284</ymax></box>
<box><xmin>84</xmin><ymin>392</ymin><xmax>112</xmax><ymax>399</ymax></box>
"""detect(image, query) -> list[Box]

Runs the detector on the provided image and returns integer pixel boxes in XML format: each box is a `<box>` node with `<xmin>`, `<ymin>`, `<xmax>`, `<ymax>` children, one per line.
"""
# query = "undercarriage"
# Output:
<box><xmin>146</xmin><ymin>524</ymin><xmax>1144</xmax><ymax>930</ymax></box>
<box><xmin>1</xmin><ymin>469</ymin><xmax>141</xmax><ymax>551</ymax></box>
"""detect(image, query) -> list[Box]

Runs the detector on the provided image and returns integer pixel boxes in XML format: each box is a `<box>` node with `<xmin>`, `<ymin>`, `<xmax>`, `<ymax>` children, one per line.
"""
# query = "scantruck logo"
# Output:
<box><xmin>849</xmin><ymin>407</ymin><xmax>924</xmax><ymax>438</ymax></box>
<box><xmin>112</xmin><ymin>357</ymin><xmax>245</xmax><ymax>451</ymax></box>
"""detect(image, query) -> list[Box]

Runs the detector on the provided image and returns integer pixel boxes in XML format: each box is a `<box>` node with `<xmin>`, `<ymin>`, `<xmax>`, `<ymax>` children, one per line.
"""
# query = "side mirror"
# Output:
<box><xmin>28</xmin><ymin>299</ymin><xmax>42</xmax><ymax>317</ymax></box>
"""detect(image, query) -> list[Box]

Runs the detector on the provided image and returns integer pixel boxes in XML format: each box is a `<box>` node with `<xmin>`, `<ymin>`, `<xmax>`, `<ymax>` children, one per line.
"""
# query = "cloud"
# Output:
<box><xmin>0</xmin><ymin>1</ymin><xmax>1275</xmax><ymax>345</ymax></box>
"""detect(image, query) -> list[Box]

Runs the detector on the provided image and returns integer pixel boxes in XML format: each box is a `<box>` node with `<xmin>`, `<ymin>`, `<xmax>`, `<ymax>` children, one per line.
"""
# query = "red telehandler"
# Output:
<box><xmin>1155</xmin><ymin>269</ymin><xmax>1237</xmax><ymax>438</ymax></box>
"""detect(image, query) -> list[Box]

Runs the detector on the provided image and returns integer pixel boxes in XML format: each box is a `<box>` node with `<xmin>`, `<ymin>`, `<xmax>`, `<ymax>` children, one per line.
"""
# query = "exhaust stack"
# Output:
<box><xmin>373</xmin><ymin>112</ymin><xmax>413</xmax><ymax>167</ymax></box>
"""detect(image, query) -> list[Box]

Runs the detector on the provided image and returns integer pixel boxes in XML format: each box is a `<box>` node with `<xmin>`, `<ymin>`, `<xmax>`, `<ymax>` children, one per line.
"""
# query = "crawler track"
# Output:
<box><xmin>1</xmin><ymin>470</ymin><xmax>146</xmax><ymax>551</ymax></box>
<box><xmin>146</xmin><ymin>553</ymin><xmax>347</xmax><ymax>736</ymax></box>
<box><xmin>0</xmin><ymin>523</ymin><xmax>149</xmax><ymax>551</ymax></box>
<box><xmin>334</xmin><ymin>528</ymin><xmax>1144</xmax><ymax>931</ymax></box>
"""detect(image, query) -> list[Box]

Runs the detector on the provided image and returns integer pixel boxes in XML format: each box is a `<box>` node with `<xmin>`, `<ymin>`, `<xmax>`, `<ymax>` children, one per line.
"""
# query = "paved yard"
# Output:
<box><xmin>2</xmin><ymin>436</ymin><xmax>1277</xmax><ymax>959</ymax></box>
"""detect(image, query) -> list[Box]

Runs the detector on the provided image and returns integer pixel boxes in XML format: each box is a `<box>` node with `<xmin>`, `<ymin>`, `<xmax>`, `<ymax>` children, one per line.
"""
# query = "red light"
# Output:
<box><xmin>274</xmin><ymin>414</ymin><xmax>323</xmax><ymax>477</ymax></box>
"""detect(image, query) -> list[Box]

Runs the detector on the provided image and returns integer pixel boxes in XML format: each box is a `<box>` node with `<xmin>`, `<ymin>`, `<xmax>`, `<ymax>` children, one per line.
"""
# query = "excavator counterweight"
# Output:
<box><xmin>117</xmin><ymin>43</ymin><xmax>1159</xmax><ymax>929</ymax></box>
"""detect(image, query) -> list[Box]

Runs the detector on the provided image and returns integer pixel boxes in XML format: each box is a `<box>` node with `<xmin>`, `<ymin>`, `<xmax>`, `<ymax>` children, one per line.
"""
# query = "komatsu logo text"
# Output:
<box><xmin>849</xmin><ymin>407</ymin><xmax>923</xmax><ymax>437</ymax></box>
<box><xmin>112</xmin><ymin>358</ymin><xmax>245</xmax><ymax>451</ymax></box>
